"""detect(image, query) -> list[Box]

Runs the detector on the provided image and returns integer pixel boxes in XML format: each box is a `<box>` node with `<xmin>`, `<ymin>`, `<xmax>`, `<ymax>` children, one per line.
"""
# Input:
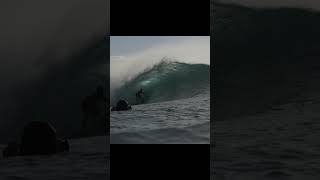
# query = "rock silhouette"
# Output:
<box><xmin>111</xmin><ymin>100</ymin><xmax>132</xmax><ymax>111</ymax></box>
<box><xmin>2</xmin><ymin>121</ymin><xmax>69</xmax><ymax>157</ymax></box>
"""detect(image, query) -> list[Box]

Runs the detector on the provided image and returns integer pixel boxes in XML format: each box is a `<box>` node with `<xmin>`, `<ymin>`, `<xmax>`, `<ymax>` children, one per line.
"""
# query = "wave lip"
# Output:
<box><xmin>112</xmin><ymin>60</ymin><xmax>210</xmax><ymax>105</ymax></box>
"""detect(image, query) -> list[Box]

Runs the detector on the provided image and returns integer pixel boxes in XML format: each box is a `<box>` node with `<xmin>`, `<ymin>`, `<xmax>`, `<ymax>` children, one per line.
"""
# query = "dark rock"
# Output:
<box><xmin>20</xmin><ymin>121</ymin><xmax>58</xmax><ymax>155</ymax></box>
<box><xmin>2</xmin><ymin>121</ymin><xmax>70</xmax><ymax>157</ymax></box>
<box><xmin>19</xmin><ymin>121</ymin><xmax>69</xmax><ymax>156</ymax></box>
<box><xmin>111</xmin><ymin>100</ymin><xmax>132</xmax><ymax>111</ymax></box>
<box><xmin>2</xmin><ymin>142</ymin><xmax>20</xmax><ymax>157</ymax></box>
<box><xmin>57</xmin><ymin>138</ymin><xmax>69</xmax><ymax>153</ymax></box>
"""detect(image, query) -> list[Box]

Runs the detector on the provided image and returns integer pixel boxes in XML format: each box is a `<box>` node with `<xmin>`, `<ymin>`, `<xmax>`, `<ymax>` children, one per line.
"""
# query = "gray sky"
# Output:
<box><xmin>217</xmin><ymin>0</ymin><xmax>320</xmax><ymax>10</ymax></box>
<box><xmin>111</xmin><ymin>36</ymin><xmax>208</xmax><ymax>57</ymax></box>
<box><xmin>110</xmin><ymin>36</ymin><xmax>210</xmax><ymax>66</ymax></box>
<box><xmin>110</xmin><ymin>36</ymin><xmax>210</xmax><ymax>60</ymax></box>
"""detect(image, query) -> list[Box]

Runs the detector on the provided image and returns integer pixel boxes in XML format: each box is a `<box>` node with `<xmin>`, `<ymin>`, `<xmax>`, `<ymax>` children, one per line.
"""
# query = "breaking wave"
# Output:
<box><xmin>111</xmin><ymin>60</ymin><xmax>210</xmax><ymax>105</ymax></box>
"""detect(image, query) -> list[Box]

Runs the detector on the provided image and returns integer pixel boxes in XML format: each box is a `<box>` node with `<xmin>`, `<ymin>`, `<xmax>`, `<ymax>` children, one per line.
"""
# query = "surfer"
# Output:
<box><xmin>135</xmin><ymin>88</ymin><xmax>144</xmax><ymax>104</ymax></box>
<box><xmin>82</xmin><ymin>85</ymin><xmax>108</xmax><ymax>135</ymax></box>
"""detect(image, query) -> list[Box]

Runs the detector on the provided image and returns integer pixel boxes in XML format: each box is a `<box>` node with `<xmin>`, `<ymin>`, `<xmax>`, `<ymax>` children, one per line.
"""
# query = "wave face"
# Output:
<box><xmin>112</xmin><ymin>61</ymin><xmax>210</xmax><ymax>105</ymax></box>
<box><xmin>211</xmin><ymin>2</ymin><xmax>320</xmax><ymax>121</ymax></box>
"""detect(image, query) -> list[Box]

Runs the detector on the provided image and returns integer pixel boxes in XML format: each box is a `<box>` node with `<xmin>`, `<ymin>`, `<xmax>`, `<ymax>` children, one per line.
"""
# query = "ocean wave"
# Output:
<box><xmin>111</xmin><ymin>60</ymin><xmax>210</xmax><ymax>105</ymax></box>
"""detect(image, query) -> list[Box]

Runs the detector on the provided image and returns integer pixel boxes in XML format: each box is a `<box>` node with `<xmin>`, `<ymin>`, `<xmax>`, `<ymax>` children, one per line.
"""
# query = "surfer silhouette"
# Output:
<box><xmin>135</xmin><ymin>88</ymin><xmax>144</xmax><ymax>104</ymax></box>
<box><xmin>82</xmin><ymin>85</ymin><xmax>108</xmax><ymax>135</ymax></box>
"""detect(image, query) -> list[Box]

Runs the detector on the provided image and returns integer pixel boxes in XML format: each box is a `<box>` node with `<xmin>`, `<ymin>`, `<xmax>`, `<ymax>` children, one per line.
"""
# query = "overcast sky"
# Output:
<box><xmin>111</xmin><ymin>36</ymin><xmax>179</xmax><ymax>56</ymax></box>
<box><xmin>217</xmin><ymin>0</ymin><xmax>320</xmax><ymax>10</ymax></box>
<box><xmin>110</xmin><ymin>36</ymin><xmax>210</xmax><ymax>62</ymax></box>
